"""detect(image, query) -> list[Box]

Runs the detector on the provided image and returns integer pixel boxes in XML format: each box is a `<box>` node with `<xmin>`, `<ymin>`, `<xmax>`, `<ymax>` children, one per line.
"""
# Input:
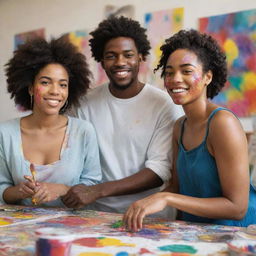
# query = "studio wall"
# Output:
<box><xmin>0</xmin><ymin>0</ymin><xmax>256</xmax><ymax>131</ymax></box>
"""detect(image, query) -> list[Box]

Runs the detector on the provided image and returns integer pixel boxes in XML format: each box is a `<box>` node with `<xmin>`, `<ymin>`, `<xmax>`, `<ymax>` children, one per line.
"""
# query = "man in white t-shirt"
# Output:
<box><xmin>62</xmin><ymin>16</ymin><xmax>182</xmax><ymax>218</ymax></box>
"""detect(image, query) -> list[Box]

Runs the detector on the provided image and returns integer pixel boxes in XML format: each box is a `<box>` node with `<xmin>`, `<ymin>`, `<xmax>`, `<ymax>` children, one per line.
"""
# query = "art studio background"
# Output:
<box><xmin>1</xmin><ymin>0</ymin><xmax>256</xmax><ymax>145</ymax></box>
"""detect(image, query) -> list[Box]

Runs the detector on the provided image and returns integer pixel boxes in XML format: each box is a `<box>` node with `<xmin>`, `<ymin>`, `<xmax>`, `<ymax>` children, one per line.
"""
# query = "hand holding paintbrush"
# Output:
<box><xmin>30</xmin><ymin>163</ymin><xmax>37</xmax><ymax>205</ymax></box>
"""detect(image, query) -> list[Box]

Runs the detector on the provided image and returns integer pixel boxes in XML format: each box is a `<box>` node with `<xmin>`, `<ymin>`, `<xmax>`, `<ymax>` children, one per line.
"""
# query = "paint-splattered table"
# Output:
<box><xmin>0</xmin><ymin>205</ymin><xmax>254</xmax><ymax>256</ymax></box>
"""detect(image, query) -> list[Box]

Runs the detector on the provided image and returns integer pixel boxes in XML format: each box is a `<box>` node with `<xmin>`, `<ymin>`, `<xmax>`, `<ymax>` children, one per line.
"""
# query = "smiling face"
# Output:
<box><xmin>30</xmin><ymin>63</ymin><xmax>69</xmax><ymax>116</ymax></box>
<box><xmin>101</xmin><ymin>37</ymin><xmax>142</xmax><ymax>92</ymax></box>
<box><xmin>164</xmin><ymin>49</ymin><xmax>212</xmax><ymax>106</ymax></box>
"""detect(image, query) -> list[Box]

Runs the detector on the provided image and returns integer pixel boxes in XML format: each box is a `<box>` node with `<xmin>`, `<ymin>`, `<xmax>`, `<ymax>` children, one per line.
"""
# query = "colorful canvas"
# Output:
<box><xmin>65</xmin><ymin>29</ymin><xmax>108</xmax><ymax>87</ymax></box>
<box><xmin>199</xmin><ymin>9</ymin><xmax>256</xmax><ymax>117</ymax></box>
<box><xmin>14</xmin><ymin>28</ymin><xmax>45</xmax><ymax>50</ymax></box>
<box><xmin>143</xmin><ymin>8</ymin><xmax>184</xmax><ymax>89</ymax></box>
<box><xmin>0</xmin><ymin>205</ymin><xmax>65</xmax><ymax>227</ymax></box>
<box><xmin>0</xmin><ymin>206</ymin><xmax>251</xmax><ymax>256</ymax></box>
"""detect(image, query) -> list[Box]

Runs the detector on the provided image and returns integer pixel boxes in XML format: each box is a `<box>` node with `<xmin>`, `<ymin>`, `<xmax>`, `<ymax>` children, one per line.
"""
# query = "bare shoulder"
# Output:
<box><xmin>210</xmin><ymin>109</ymin><xmax>243</xmax><ymax>131</ymax></box>
<box><xmin>209</xmin><ymin>109</ymin><xmax>246</xmax><ymax>144</ymax></box>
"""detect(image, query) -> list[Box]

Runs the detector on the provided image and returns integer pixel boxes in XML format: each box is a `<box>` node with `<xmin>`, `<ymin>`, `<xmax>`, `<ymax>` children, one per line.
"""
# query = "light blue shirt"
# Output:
<box><xmin>0</xmin><ymin>116</ymin><xmax>102</xmax><ymax>207</ymax></box>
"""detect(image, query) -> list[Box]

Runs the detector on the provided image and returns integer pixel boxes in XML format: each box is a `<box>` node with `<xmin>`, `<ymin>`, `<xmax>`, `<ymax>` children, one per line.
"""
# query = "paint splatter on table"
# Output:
<box><xmin>0</xmin><ymin>205</ymin><xmax>253</xmax><ymax>256</ymax></box>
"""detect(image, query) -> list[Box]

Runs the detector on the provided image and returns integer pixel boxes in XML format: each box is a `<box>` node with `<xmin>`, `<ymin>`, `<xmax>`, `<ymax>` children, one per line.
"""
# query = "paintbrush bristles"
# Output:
<box><xmin>30</xmin><ymin>163</ymin><xmax>36</xmax><ymax>181</ymax></box>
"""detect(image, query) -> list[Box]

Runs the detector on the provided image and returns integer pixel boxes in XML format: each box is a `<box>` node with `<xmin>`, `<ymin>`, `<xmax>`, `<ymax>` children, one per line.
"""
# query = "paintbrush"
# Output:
<box><xmin>30</xmin><ymin>163</ymin><xmax>37</xmax><ymax>205</ymax></box>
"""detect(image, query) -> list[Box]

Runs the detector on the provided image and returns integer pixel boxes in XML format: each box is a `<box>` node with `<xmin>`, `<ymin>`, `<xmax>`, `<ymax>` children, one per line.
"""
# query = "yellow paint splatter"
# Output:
<box><xmin>0</xmin><ymin>218</ymin><xmax>12</xmax><ymax>226</ymax></box>
<box><xmin>13</xmin><ymin>213</ymin><xmax>33</xmax><ymax>219</ymax></box>
<box><xmin>154</xmin><ymin>40</ymin><xmax>164</xmax><ymax>66</ymax></box>
<box><xmin>99</xmin><ymin>237</ymin><xmax>135</xmax><ymax>247</ymax></box>
<box><xmin>69</xmin><ymin>32</ymin><xmax>86</xmax><ymax>53</ymax></box>
<box><xmin>223</xmin><ymin>39</ymin><xmax>239</xmax><ymax>67</ymax></box>
<box><xmin>172</xmin><ymin>8</ymin><xmax>184</xmax><ymax>32</ymax></box>
<box><xmin>250</xmin><ymin>32</ymin><xmax>256</xmax><ymax>42</ymax></box>
<box><xmin>227</xmin><ymin>88</ymin><xmax>243</xmax><ymax>101</ymax></box>
<box><xmin>79</xmin><ymin>253</ymin><xmax>113</xmax><ymax>256</ymax></box>
<box><xmin>243</xmin><ymin>72</ymin><xmax>256</xmax><ymax>91</ymax></box>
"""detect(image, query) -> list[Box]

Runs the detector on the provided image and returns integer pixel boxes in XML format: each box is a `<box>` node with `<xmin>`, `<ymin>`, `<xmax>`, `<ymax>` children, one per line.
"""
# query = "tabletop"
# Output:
<box><xmin>0</xmin><ymin>205</ymin><xmax>255</xmax><ymax>256</ymax></box>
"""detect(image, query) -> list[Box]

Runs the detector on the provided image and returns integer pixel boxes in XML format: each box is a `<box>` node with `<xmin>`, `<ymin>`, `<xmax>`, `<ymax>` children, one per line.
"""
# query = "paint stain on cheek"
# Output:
<box><xmin>34</xmin><ymin>86</ymin><xmax>45</xmax><ymax>104</ymax></box>
<box><xmin>182</xmin><ymin>55</ymin><xmax>193</xmax><ymax>63</ymax></box>
<box><xmin>190</xmin><ymin>71</ymin><xmax>201</xmax><ymax>84</ymax></box>
<box><xmin>164</xmin><ymin>78</ymin><xmax>171</xmax><ymax>86</ymax></box>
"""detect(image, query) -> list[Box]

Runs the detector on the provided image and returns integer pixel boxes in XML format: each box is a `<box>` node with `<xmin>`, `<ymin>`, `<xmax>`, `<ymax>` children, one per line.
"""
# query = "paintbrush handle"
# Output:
<box><xmin>30</xmin><ymin>163</ymin><xmax>37</xmax><ymax>205</ymax></box>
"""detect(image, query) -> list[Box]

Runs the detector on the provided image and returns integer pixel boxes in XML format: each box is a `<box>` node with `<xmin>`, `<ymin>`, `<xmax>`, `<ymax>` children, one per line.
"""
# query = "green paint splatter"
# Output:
<box><xmin>111</xmin><ymin>220</ymin><xmax>124</xmax><ymax>228</ymax></box>
<box><xmin>158</xmin><ymin>244</ymin><xmax>197</xmax><ymax>253</ymax></box>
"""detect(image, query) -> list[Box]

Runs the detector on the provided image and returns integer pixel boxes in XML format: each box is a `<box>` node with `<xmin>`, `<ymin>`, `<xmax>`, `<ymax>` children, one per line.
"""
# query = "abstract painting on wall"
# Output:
<box><xmin>143</xmin><ymin>8</ymin><xmax>184</xmax><ymax>88</ymax></box>
<box><xmin>65</xmin><ymin>29</ymin><xmax>107</xmax><ymax>87</ymax></box>
<box><xmin>14</xmin><ymin>28</ymin><xmax>45</xmax><ymax>50</ymax></box>
<box><xmin>199</xmin><ymin>9</ymin><xmax>256</xmax><ymax>117</ymax></box>
<box><xmin>104</xmin><ymin>5</ymin><xmax>135</xmax><ymax>19</ymax></box>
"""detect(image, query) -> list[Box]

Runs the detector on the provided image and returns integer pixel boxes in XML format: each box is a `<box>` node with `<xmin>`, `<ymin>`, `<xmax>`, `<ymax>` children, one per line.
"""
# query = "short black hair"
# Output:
<box><xmin>5</xmin><ymin>36</ymin><xmax>92</xmax><ymax>112</ymax></box>
<box><xmin>89</xmin><ymin>15</ymin><xmax>151</xmax><ymax>62</ymax></box>
<box><xmin>155</xmin><ymin>29</ymin><xmax>227</xmax><ymax>99</ymax></box>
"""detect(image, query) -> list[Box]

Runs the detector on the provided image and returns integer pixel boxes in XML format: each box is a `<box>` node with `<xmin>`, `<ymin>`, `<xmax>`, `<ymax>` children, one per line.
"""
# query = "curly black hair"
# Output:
<box><xmin>5</xmin><ymin>36</ymin><xmax>92</xmax><ymax>112</ymax></box>
<box><xmin>155</xmin><ymin>29</ymin><xmax>227</xmax><ymax>99</ymax></box>
<box><xmin>89</xmin><ymin>15</ymin><xmax>151</xmax><ymax>62</ymax></box>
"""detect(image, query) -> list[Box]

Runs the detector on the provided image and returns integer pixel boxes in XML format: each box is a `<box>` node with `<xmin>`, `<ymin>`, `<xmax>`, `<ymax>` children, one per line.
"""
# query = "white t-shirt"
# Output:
<box><xmin>71</xmin><ymin>83</ymin><xmax>183</xmax><ymax>218</ymax></box>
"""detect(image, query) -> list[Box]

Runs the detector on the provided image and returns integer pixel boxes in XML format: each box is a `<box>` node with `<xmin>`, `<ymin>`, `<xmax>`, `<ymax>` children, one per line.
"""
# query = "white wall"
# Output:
<box><xmin>1</xmin><ymin>0</ymin><xmax>256</xmax><ymax>131</ymax></box>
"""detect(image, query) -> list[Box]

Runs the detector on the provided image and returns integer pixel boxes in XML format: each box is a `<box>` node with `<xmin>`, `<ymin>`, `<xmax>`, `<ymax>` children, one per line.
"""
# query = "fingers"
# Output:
<box><xmin>61</xmin><ymin>185</ymin><xmax>88</xmax><ymax>208</ymax></box>
<box><xmin>123</xmin><ymin>204</ymin><xmax>146</xmax><ymax>232</ymax></box>
<box><xmin>18</xmin><ymin>184</ymin><xmax>33</xmax><ymax>198</ymax></box>
<box><xmin>61</xmin><ymin>189</ymin><xmax>79</xmax><ymax>208</ymax></box>
<box><xmin>24</xmin><ymin>175</ymin><xmax>34</xmax><ymax>183</ymax></box>
<box><xmin>18</xmin><ymin>178</ymin><xmax>39</xmax><ymax>199</ymax></box>
<box><xmin>62</xmin><ymin>197</ymin><xmax>81</xmax><ymax>209</ymax></box>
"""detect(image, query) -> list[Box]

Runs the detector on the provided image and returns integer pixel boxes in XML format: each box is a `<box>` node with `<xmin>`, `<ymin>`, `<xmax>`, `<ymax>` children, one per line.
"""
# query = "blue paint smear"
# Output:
<box><xmin>116</xmin><ymin>252</ymin><xmax>129</xmax><ymax>256</ymax></box>
<box><xmin>138</xmin><ymin>228</ymin><xmax>159</xmax><ymax>236</ymax></box>
<box><xmin>145</xmin><ymin>13</ymin><xmax>152</xmax><ymax>25</ymax></box>
<box><xmin>229</xmin><ymin>76</ymin><xmax>243</xmax><ymax>91</ymax></box>
<box><xmin>158</xmin><ymin>244</ymin><xmax>197</xmax><ymax>253</ymax></box>
<box><xmin>164</xmin><ymin>14</ymin><xmax>169</xmax><ymax>22</ymax></box>
<box><xmin>211</xmin><ymin>92</ymin><xmax>227</xmax><ymax>105</ymax></box>
<box><xmin>207</xmin><ymin>15</ymin><xmax>228</xmax><ymax>32</ymax></box>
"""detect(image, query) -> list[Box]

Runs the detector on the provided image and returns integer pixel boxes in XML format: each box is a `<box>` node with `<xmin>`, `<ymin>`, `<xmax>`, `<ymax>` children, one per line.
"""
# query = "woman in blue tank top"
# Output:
<box><xmin>124</xmin><ymin>29</ymin><xmax>256</xmax><ymax>231</ymax></box>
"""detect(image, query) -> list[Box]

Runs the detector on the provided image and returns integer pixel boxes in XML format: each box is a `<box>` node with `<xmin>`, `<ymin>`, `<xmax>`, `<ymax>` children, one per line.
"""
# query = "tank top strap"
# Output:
<box><xmin>204</xmin><ymin>107</ymin><xmax>233</xmax><ymax>140</ymax></box>
<box><xmin>179</xmin><ymin>117</ymin><xmax>187</xmax><ymax>144</ymax></box>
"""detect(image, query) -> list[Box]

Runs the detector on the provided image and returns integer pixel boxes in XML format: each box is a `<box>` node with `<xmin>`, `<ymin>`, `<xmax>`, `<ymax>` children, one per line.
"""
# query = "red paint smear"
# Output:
<box><xmin>0</xmin><ymin>217</ymin><xmax>13</xmax><ymax>224</ymax></box>
<box><xmin>246</xmin><ymin>55</ymin><xmax>256</xmax><ymax>72</ymax></box>
<box><xmin>48</xmin><ymin>216</ymin><xmax>90</xmax><ymax>226</ymax></box>
<box><xmin>198</xmin><ymin>18</ymin><xmax>208</xmax><ymax>31</ymax></box>
<box><xmin>139</xmin><ymin>248</ymin><xmax>152</xmax><ymax>254</ymax></box>
<box><xmin>73</xmin><ymin>237</ymin><xmax>101</xmax><ymax>247</ymax></box>
<box><xmin>245</xmin><ymin>90</ymin><xmax>256</xmax><ymax>114</ymax></box>
<box><xmin>228</xmin><ymin>98</ymin><xmax>249</xmax><ymax>117</ymax></box>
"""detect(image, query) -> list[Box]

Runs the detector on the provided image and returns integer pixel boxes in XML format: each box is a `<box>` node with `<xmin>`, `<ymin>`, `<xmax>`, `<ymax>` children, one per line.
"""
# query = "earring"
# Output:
<box><xmin>30</xmin><ymin>94</ymin><xmax>33</xmax><ymax>109</ymax></box>
<box><xmin>60</xmin><ymin>100</ymin><xmax>68</xmax><ymax>113</ymax></box>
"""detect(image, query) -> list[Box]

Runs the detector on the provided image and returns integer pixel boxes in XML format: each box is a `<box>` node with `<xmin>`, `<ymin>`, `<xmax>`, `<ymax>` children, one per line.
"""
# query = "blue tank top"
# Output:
<box><xmin>177</xmin><ymin>107</ymin><xmax>256</xmax><ymax>226</ymax></box>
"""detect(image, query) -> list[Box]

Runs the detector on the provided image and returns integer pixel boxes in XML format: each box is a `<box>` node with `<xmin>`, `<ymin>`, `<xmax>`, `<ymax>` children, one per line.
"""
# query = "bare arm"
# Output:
<box><xmin>3</xmin><ymin>176</ymin><xmax>37</xmax><ymax>204</ymax></box>
<box><xmin>100</xmin><ymin>168</ymin><xmax>163</xmax><ymax>196</ymax></box>
<box><xmin>62</xmin><ymin>168</ymin><xmax>163</xmax><ymax>208</ymax></box>
<box><xmin>124</xmin><ymin>112</ymin><xmax>249</xmax><ymax>231</ymax></box>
